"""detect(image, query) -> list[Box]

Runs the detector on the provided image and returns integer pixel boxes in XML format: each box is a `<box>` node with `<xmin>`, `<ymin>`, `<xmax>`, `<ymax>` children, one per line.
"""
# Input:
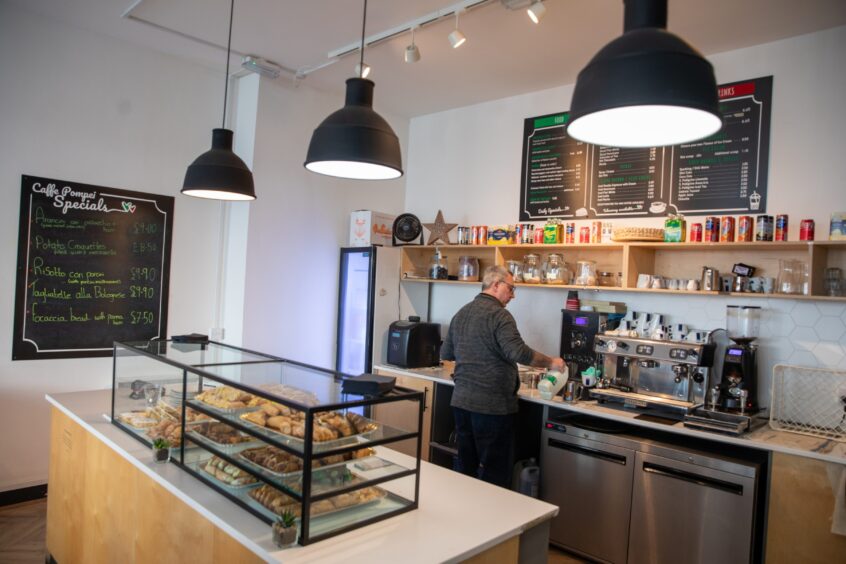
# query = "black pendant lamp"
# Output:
<box><xmin>567</xmin><ymin>0</ymin><xmax>721</xmax><ymax>148</ymax></box>
<box><xmin>304</xmin><ymin>0</ymin><xmax>403</xmax><ymax>180</ymax></box>
<box><xmin>182</xmin><ymin>0</ymin><xmax>256</xmax><ymax>200</ymax></box>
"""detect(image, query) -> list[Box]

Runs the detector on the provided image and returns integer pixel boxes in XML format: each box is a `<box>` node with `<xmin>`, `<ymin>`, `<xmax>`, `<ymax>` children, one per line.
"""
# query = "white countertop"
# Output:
<box><xmin>46</xmin><ymin>390</ymin><xmax>558</xmax><ymax>564</ymax></box>
<box><xmin>375</xmin><ymin>363</ymin><xmax>846</xmax><ymax>466</ymax></box>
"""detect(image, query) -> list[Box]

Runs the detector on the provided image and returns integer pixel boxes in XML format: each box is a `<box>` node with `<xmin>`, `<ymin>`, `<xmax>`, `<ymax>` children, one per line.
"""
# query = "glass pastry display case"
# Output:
<box><xmin>111</xmin><ymin>340</ymin><xmax>423</xmax><ymax>545</ymax></box>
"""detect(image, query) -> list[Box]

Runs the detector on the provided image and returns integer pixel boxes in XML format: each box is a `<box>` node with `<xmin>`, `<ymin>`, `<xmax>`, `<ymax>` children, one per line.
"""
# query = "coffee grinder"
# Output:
<box><xmin>719</xmin><ymin>305</ymin><xmax>760</xmax><ymax>413</ymax></box>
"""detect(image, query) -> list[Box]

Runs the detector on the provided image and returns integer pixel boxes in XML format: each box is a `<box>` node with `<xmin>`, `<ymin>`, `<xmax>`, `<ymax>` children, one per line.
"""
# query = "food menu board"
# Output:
<box><xmin>12</xmin><ymin>175</ymin><xmax>173</xmax><ymax>360</ymax></box>
<box><xmin>519</xmin><ymin>76</ymin><xmax>772</xmax><ymax>220</ymax></box>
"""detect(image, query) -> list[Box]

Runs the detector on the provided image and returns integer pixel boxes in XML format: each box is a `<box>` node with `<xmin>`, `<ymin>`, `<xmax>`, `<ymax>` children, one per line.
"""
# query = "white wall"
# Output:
<box><xmin>239</xmin><ymin>77</ymin><xmax>408</xmax><ymax>368</ymax></box>
<box><xmin>0</xmin><ymin>4</ymin><xmax>226</xmax><ymax>491</ymax></box>
<box><xmin>404</xmin><ymin>26</ymin><xmax>846</xmax><ymax>404</ymax></box>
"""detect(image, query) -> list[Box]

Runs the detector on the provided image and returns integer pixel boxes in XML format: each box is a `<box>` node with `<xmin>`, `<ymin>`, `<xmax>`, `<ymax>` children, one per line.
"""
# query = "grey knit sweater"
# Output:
<box><xmin>441</xmin><ymin>293</ymin><xmax>536</xmax><ymax>415</ymax></box>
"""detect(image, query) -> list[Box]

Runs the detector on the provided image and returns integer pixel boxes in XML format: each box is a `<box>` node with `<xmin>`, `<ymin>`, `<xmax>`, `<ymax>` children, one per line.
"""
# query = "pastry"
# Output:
<box><xmin>242</xmin><ymin>410</ymin><xmax>267</xmax><ymax>427</ymax></box>
<box><xmin>202</xmin><ymin>456</ymin><xmax>257</xmax><ymax>486</ymax></box>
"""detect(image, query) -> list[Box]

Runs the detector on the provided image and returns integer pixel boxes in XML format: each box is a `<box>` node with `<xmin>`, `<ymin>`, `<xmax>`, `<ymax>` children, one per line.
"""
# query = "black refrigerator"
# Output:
<box><xmin>335</xmin><ymin>246</ymin><xmax>402</xmax><ymax>375</ymax></box>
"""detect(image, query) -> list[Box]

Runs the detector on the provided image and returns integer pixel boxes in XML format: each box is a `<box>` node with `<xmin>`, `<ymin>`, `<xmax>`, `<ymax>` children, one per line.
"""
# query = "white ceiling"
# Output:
<box><xmin>11</xmin><ymin>0</ymin><xmax>846</xmax><ymax>117</ymax></box>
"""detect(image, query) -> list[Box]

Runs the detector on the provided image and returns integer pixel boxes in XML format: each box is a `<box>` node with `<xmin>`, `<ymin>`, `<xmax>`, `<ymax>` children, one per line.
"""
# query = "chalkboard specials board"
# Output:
<box><xmin>12</xmin><ymin>175</ymin><xmax>174</xmax><ymax>360</ymax></box>
<box><xmin>519</xmin><ymin>76</ymin><xmax>773</xmax><ymax>220</ymax></box>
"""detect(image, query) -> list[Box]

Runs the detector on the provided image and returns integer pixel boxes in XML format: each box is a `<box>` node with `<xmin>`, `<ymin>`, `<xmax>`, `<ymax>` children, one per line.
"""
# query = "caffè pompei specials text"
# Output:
<box><xmin>32</xmin><ymin>181</ymin><xmax>118</xmax><ymax>215</ymax></box>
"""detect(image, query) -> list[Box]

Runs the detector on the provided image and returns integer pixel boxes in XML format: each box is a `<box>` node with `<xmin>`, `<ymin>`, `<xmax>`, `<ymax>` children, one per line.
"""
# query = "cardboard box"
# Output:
<box><xmin>349</xmin><ymin>210</ymin><xmax>395</xmax><ymax>247</ymax></box>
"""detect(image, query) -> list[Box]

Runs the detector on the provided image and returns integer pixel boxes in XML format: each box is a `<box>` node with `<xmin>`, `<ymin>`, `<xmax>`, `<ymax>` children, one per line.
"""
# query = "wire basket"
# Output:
<box><xmin>769</xmin><ymin>364</ymin><xmax>846</xmax><ymax>442</ymax></box>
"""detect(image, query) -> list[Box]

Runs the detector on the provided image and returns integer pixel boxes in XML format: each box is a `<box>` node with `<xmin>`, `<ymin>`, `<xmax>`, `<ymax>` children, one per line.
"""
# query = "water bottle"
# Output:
<box><xmin>519</xmin><ymin>458</ymin><xmax>540</xmax><ymax>498</ymax></box>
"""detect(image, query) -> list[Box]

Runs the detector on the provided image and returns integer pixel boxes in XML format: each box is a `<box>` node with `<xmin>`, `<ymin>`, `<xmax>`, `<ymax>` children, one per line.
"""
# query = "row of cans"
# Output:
<box><xmin>456</xmin><ymin>222</ymin><xmax>611</xmax><ymax>245</ymax></box>
<box><xmin>690</xmin><ymin>215</ymin><xmax>814</xmax><ymax>243</ymax></box>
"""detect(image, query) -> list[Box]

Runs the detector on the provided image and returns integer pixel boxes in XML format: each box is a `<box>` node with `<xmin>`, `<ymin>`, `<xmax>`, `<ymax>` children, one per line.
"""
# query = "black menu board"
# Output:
<box><xmin>12</xmin><ymin>175</ymin><xmax>174</xmax><ymax>360</ymax></box>
<box><xmin>519</xmin><ymin>76</ymin><xmax>772</xmax><ymax>220</ymax></box>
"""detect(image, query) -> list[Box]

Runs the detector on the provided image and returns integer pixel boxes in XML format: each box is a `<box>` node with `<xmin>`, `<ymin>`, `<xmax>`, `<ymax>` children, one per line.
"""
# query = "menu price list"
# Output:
<box><xmin>12</xmin><ymin>175</ymin><xmax>174</xmax><ymax>360</ymax></box>
<box><xmin>520</xmin><ymin>113</ymin><xmax>589</xmax><ymax>219</ymax></box>
<box><xmin>671</xmin><ymin>77</ymin><xmax>771</xmax><ymax>214</ymax></box>
<box><xmin>519</xmin><ymin>76</ymin><xmax>772</xmax><ymax>220</ymax></box>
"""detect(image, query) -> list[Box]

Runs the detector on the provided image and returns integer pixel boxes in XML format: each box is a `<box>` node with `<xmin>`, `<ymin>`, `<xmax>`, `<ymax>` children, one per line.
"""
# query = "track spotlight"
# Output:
<box><xmin>405</xmin><ymin>27</ymin><xmax>421</xmax><ymax>63</ymax></box>
<box><xmin>355</xmin><ymin>62</ymin><xmax>371</xmax><ymax>78</ymax></box>
<box><xmin>527</xmin><ymin>1</ymin><xmax>546</xmax><ymax>24</ymax></box>
<box><xmin>448</xmin><ymin>10</ymin><xmax>466</xmax><ymax>48</ymax></box>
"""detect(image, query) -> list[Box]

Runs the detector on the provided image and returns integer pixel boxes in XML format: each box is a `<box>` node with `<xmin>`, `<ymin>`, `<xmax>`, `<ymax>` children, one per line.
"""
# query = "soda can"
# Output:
<box><xmin>704</xmin><ymin>216</ymin><xmax>720</xmax><ymax>242</ymax></box>
<box><xmin>478</xmin><ymin>225</ymin><xmax>488</xmax><ymax>245</ymax></box>
<box><xmin>720</xmin><ymin>216</ymin><xmax>735</xmax><ymax>242</ymax></box>
<box><xmin>522</xmin><ymin>223</ymin><xmax>535</xmax><ymax>244</ymax></box>
<box><xmin>690</xmin><ymin>223</ymin><xmax>703</xmax><ymax>242</ymax></box>
<box><xmin>565</xmin><ymin>223</ymin><xmax>576</xmax><ymax>244</ymax></box>
<box><xmin>590</xmin><ymin>221</ymin><xmax>602</xmax><ymax>244</ymax></box>
<box><xmin>737</xmin><ymin>216</ymin><xmax>753</xmax><ymax>242</ymax></box>
<box><xmin>579</xmin><ymin>226</ymin><xmax>591</xmax><ymax>244</ymax></box>
<box><xmin>514</xmin><ymin>224</ymin><xmax>522</xmax><ymax>244</ymax></box>
<box><xmin>776</xmin><ymin>215</ymin><xmax>789</xmax><ymax>241</ymax></box>
<box><xmin>534</xmin><ymin>227</ymin><xmax>544</xmax><ymax>244</ymax></box>
<box><xmin>800</xmin><ymin>219</ymin><xmax>815</xmax><ymax>241</ymax></box>
<box><xmin>755</xmin><ymin>215</ymin><xmax>774</xmax><ymax>241</ymax></box>
<box><xmin>470</xmin><ymin>226</ymin><xmax>479</xmax><ymax>245</ymax></box>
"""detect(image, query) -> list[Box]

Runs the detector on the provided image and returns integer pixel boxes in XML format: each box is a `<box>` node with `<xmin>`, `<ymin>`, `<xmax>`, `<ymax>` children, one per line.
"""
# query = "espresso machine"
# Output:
<box><xmin>718</xmin><ymin>306</ymin><xmax>760</xmax><ymax>413</ymax></box>
<box><xmin>591</xmin><ymin>335</ymin><xmax>716</xmax><ymax>419</ymax></box>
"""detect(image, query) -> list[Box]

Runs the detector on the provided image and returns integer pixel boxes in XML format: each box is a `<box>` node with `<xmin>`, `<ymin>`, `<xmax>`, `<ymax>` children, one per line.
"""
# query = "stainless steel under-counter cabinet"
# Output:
<box><xmin>541</xmin><ymin>425</ymin><xmax>637</xmax><ymax>563</ymax></box>
<box><xmin>627</xmin><ymin>449</ymin><xmax>758</xmax><ymax>564</ymax></box>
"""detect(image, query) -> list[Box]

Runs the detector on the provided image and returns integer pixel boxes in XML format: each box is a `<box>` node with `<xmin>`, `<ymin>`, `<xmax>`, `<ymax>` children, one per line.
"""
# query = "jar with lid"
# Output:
<box><xmin>458</xmin><ymin>256</ymin><xmax>480</xmax><ymax>282</ymax></box>
<box><xmin>429</xmin><ymin>249</ymin><xmax>448</xmax><ymax>280</ymax></box>
<box><xmin>506</xmin><ymin>259</ymin><xmax>524</xmax><ymax>282</ymax></box>
<box><xmin>574</xmin><ymin>260</ymin><xmax>597</xmax><ymax>286</ymax></box>
<box><xmin>597</xmin><ymin>271</ymin><xmax>615</xmax><ymax>287</ymax></box>
<box><xmin>543</xmin><ymin>253</ymin><xmax>568</xmax><ymax>285</ymax></box>
<box><xmin>522</xmin><ymin>254</ymin><xmax>542</xmax><ymax>284</ymax></box>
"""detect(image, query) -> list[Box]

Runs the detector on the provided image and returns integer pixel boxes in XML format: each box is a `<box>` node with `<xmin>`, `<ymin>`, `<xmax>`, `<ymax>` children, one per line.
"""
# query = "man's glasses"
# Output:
<box><xmin>501</xmin><ymin>281</ymin><xmax>516</xmax><ymax>294</ymax></box>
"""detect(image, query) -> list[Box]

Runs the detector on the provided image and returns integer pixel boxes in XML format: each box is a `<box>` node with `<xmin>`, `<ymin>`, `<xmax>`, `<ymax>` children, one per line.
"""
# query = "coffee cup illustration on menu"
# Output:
<box><xmin>749</xmin><ymin>191</ymin><xmax>762</xmax><ymax>211</ymax></box>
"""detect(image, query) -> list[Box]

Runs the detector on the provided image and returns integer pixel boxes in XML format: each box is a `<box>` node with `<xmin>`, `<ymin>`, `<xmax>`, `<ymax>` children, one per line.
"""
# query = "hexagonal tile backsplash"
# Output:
<box><xmin>428</xmin><ymin>285</ymin><xmax>846</xmax><ymax>408</ymax></box>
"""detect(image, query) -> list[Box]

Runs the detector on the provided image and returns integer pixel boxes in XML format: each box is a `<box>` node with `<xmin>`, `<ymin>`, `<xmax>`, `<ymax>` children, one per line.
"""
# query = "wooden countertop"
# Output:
<box><xmin>46</xmin><ymin>390</ymin><xmax>557</xmax><ymax>563</ymax></box>
<box><xmin>374</xmin><ymin>363</ymin><xmax>846</xmax><ymax>466</ymax></box>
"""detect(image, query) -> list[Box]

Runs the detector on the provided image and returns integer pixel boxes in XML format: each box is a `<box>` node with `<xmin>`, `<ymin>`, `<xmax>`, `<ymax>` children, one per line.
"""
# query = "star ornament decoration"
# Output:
<box><xmin>423</xmin><ymin>210</ymin><xmax>458</xmax><ymax>245</ymax></box>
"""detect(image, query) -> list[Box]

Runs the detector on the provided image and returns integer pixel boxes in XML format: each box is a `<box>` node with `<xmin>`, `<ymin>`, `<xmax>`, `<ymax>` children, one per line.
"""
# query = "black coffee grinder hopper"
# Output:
<box><xmin>717</xmin><ymin>305</ymin><xmax>760</xmax><ymax>413</ymax></box>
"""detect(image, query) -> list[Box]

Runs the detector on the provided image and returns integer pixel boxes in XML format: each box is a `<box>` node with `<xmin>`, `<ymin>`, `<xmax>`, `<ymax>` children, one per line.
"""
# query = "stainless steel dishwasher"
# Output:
<box><xmin>540</xmin><ymin>410</ymin><xmax>760</xmax><ymax>564</ymax></box>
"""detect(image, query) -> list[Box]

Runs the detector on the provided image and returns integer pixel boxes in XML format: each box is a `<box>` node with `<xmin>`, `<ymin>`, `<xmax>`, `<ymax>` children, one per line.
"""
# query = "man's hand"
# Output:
<box><xmin>549</xmin><ymin>357</ymin><xmax>565</xmax><ymax>372</ymax></box>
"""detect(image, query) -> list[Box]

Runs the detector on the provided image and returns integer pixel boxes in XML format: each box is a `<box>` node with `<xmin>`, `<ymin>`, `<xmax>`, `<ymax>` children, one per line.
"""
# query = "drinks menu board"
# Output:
<box><xmin>12</xmin><ymin>175</ymin><xmax>173</xmax><ymax>360</ymax></box>
<box><xmin>519</xmin><ymin>76</ymin><xmax>772</xmax><ymax>220</ymax></box>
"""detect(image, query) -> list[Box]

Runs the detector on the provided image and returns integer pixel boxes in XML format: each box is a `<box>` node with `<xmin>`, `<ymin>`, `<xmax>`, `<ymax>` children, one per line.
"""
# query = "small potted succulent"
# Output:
<box><xmin>272</xmin><ymin>509</ymin><xmax>298</xmax><ymax>548</ymax></box>
<box><xmin>151</xmin><ymin>438</ymin><xmax>171</xmax><ymax>464</ymax></box>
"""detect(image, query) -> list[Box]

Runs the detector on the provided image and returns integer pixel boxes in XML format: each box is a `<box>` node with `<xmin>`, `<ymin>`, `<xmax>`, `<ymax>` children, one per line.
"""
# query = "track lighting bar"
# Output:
<box><xmin>326</xmin><ymin>0</ymin><xmax>490</xmax><ymax>59</ymax></box>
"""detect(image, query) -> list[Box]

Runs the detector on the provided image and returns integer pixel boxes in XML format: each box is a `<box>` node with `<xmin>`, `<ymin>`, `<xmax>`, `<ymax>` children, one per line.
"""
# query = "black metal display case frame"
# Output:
<box><xmin>110</xmin><ymin>339</ymin><xmax>423</xmax><ymax>545</ymax></box>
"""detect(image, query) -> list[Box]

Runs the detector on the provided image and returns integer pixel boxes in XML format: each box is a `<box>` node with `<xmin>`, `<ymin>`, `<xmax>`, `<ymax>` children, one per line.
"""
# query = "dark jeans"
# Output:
<box><xmin>452</xmin><ymin>407</ymin><xmax>515</xmax><ymax>488</ymax></box>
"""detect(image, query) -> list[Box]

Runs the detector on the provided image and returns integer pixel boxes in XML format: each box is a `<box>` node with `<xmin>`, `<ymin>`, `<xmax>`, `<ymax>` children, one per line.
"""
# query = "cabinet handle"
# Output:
<box><xmin>547</xmin><ymin>438</ymin><xmax>628</xmax><ymax>465</ymax></box>
<box><xmin>642</xmin><ymin>461</ymin><xmax>744</xmax><ymax>495</ymax></box>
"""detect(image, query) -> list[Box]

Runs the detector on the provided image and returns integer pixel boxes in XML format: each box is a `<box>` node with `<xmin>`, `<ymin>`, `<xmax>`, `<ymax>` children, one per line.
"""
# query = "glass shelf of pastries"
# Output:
<box><xmin>111</xmin><ymin>340</ymin><xmax>423</xmax><ymax>545</ymax></box>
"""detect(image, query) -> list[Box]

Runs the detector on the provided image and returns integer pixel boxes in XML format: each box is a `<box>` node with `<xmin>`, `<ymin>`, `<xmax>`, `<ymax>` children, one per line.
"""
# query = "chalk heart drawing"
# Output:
<box><xmin>121</xmin><ymin>201</ymin><xmax>137</xmax><ymax>213</ymax></box>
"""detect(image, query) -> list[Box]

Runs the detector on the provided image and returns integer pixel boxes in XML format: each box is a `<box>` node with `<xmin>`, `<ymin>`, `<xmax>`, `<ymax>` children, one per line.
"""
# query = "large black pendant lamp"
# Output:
<box><xmin>182</xmin><ymin>0</ymin><xmax>256</xmax><ymax>200</ymax></box>
<box><xmin>304</xmin><ymin>0</ymin><xmax>403</xmax><ymax>180</ymax></box>
<box><xmin>567</xmin><ymin>0</ymin><xmax>721</xmax><ymax>148</ymax></box>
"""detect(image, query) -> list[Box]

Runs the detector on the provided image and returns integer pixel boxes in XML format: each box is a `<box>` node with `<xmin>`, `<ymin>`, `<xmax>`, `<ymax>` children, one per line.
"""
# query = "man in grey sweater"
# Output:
<box><xmin>441</xmin><ymin>265</ymin><xmax>564</xmax><ymax>488</ymax></box>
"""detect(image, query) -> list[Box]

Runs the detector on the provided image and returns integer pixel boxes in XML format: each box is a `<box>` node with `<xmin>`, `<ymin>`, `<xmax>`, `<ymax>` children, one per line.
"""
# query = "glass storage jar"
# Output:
<box><xmin>597</xmin><ymin>271</ymin><xmax>615</xmax><ymax>287</ymax></box>
<box><xmin>506</xmin><ymin>259</ymin><xmax>523</xmax><ymax>282</ymax></box>
<box><xmin>429</xmin><ymin>249</ymin><xmax>448</xmax><ymax>280</ymax></box>
<box><xmin>458</xmin><ymin>256</ymin><xmax>480</xmax><ymax>282</ymax></box>
<box><xmin>522</xmin><ymin>254</ymin><xmax>542</xmax><ymax>284</ymax></box>
<box><xmin>574</xmin><ymin>260</ymin><xmax>598</xmax><ymax>286</ymax></box>
<box><xmin>543</xmin><ymin>253</ymin><xmax>568</xmax><ymax>285</ymax></box>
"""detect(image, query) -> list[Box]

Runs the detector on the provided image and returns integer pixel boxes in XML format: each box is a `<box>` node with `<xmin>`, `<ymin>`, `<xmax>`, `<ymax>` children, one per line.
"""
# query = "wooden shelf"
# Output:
<box><xmin>398</xmin><ymin>240</ymin><xmax>846</xmax><ymax>303</ymax></box>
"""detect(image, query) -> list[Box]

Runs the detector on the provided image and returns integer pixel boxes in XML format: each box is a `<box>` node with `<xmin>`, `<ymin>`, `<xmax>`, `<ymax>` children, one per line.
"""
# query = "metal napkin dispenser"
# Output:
<box><xmin>592</xmin><ymin>335</ymin><xmax>716</xmax><ymax>418</ymax></box>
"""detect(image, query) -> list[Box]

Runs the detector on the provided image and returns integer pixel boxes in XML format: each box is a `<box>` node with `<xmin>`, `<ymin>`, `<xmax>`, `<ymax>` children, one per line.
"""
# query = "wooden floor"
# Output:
<box><xmin>0</xmin><ymin>499</ymin><xmax>47</xmax><ymax>564</ymax></box>
<box><xmin>1</xmin><ymin>497</ymin><xmax>587</xmax><ymax>564</ymax></box>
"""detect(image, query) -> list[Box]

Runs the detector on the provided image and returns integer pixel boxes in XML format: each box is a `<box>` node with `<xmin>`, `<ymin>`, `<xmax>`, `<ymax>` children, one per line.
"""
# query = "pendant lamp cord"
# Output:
<box><xmin>222</xmin><ymin>0</ymin><xmax>235</xmax><ymax>128</ymax></box>
<box><xmin>359</xmin><ymin>0</ymin><xmax>367</xmax><ymax>77</ymax></box>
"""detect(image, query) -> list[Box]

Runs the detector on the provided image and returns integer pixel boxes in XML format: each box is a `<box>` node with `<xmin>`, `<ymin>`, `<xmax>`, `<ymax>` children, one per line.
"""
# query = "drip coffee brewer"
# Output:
<box><xmin>719</xmin><ymin>306</ymin><xmax>760</xmax><ymax>412</ymax></box>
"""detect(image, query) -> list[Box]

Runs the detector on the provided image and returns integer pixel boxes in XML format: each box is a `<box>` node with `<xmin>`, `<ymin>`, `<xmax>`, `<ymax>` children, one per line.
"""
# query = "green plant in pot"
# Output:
<box><xmin>272</xmin><ymin>509</ymin><xmax>298</xmax><ymax>547</ymax></box>
<box><xmin>151</xmin><ymin>438</ymin><xmax>171</xmax><ymax>464</ymax></box>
